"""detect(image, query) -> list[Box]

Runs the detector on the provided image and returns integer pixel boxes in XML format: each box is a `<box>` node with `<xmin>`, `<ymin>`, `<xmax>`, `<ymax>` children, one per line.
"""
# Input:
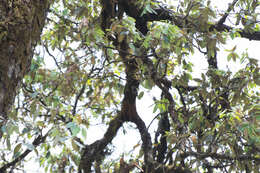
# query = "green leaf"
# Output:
<box><xmin>158</xmin><ymin>103</ymin><xmax>166</xmax><ymax>113</ymax></box>
<box><xmin>141</xmin><ymin>4</ymin><xmax>157</xmax><ymax>16</ymax></box>
<box><xmin>71</xmin><ymin>139</ymin><xmax>79</xmax><ymax>151</ymax></box>
<box><xmin>81</xmin><ymin>128</ymin><xmax>87</xmax><ymax>138</ymax></box>
<box><xmin>153</xmin><ymin>104</ymin><xmax>158</xmax><ymax>113</ymax></box>
<box><xmin>14</xmin><ymin>143</ymin><xmax>22</xmax><ymax>154</ymax></box>
<box><xmin>7</xmin><ymin>137</ymin><xmax>11</xmax><ymax>150</ymax></box>
<box><xmin>143</xmin><ymin>79</ymin><xmax>154</xmax><ymax>89</ymax></box>
<box><xmin>178</xmin><ymin>115</ymin><xmax>184</xmax><ymax>124</ymax></box>
<box><xmin>66</xmin><ymin>122</ymin><xmax>80</xmax><ymax>136</ymax></box>
<box><xmin>137</xmin><ymin>91</ymin><xmax>144</xmax><ymax>100</ymax></box>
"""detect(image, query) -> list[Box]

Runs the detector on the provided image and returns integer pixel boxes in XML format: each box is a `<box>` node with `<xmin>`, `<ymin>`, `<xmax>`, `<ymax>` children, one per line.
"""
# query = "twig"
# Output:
<box><xmin>0</xmin><ymin>132</ymin><xmax>49</xmax><ymax>172</ymax></box>
<box><xmin>217</xmin><ymin>0</ymin><xmax>239</xmax><ymax>26</ymax></box>
<box><xmin>44</xmin><ymin>44</ymin><xmax>63</xmax><ymax>73</ymax></box>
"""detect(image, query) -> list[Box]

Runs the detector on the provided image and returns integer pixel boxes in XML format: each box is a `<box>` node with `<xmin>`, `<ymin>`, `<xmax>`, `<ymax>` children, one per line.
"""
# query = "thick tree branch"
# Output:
<box><xmin>79</xmin><ymin>115</ymin><xmax>124</xmax><ymax>172</ymax></box>
<box><xmin>79</xmin><ymin>44</ymin><xmax>154</xmax><ymax>172</ymax></box>
<box><xmin>119</xmin><ymin>0</ymin><xmax>260</xmax><ymax>40</ymax></box>
<box><xmin>79</xmin><ymin>59</ymin><xmax>154</xmax><ymax>172</ymax></box>
<box><xmin>153</xmin><ymin>112</ymin><xmax>170</xmax><ymax>163</ymax></box>
<box><xmin>79</xmin><ymin>1</ymin><xmax>154</xmax><ymax>171</ymax></box>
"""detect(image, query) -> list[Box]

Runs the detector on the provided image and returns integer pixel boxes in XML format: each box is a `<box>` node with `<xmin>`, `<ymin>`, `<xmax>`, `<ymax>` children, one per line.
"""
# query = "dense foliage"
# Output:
<box><xmin>0</xmin><ymin>0</ymin><xmax>259</xmax><ymax>172</ymax></box>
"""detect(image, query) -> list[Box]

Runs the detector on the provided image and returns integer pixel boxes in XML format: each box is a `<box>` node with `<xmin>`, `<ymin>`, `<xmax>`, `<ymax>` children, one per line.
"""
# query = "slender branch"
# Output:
<box><xmin>180</xmin><ymin>151</ymin><xmax>260</xmax><ymax>162</ymax></box>
<box><xmin>140</xmin><ymin>55</ymin><xmax>176</xmax><ymax>120</ymax></box>
<box><xmin>72</xmin><ymin>83</ymin><xmax>86</xmax><ymax>116</ymax></box>
<box><xmin>0</xmin><ymin>132</ymin><xmax>49</xmax><ymax>172</ymax></box>
<box><xmin>217</xmin><ymin>0</ymin><xmax>239</xmax><ymax>26</ymax></box>
<box><xmin>43</xmin><ymin>44</ymin><xmax>63</xmax><ymax>73</ymax></box>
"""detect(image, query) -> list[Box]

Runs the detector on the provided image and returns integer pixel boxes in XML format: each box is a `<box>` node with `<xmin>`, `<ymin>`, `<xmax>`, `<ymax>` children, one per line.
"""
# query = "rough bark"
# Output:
<box><xmin>118</xmin><ymin>0</ymin><xmax>260</xmax><ymax>40</ymax></box>
<box><xmin>0</xmin><ymin>0</ymin><xmax>51</xmax><ymax>137</ymax></box>
<box><xmin>78</xmin><ymin>1</ymin><xmax>154</xmax><ymax>172</ymax></box>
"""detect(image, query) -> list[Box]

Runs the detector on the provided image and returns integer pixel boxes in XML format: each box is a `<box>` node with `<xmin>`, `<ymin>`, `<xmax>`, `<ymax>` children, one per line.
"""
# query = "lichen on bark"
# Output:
<box><xmin>0</xmin><ymin>0</ymin><xmax>52</xmax><ymax>137</ymax></box>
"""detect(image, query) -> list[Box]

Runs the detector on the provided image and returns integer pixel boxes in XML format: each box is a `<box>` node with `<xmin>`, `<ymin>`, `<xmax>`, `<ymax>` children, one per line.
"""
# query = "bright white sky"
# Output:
<box><xmin>21</xmin><ymin>0</ymin><xmax>260</xmax><ymax>172</ymax></box>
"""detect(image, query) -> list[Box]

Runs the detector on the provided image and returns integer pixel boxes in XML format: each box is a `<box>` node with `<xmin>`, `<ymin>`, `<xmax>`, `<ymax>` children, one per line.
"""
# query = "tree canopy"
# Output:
<box><xmin>0</xmin><ymin>0</ymin><xmax>259</xmax><ymax>172</ymax></box>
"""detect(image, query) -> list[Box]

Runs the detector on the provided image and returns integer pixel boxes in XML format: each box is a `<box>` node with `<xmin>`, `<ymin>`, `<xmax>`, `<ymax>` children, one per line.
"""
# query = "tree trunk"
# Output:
<box><xmin>0</xmin><ymin>0</ymin><xmax>51</xmax><ymax>137</ymax></box>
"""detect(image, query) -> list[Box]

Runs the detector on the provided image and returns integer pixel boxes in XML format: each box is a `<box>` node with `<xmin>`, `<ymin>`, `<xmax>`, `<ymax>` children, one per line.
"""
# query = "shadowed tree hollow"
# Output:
<box><xmin>0</xmin><ymin>0</ymin><xmax>259</xmax><ymax>172</ymax></box>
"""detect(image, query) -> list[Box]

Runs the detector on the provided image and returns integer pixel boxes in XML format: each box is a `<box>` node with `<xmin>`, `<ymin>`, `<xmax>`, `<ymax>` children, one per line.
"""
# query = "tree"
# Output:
<box><xmin>0</xmin><ymin>0</ymin><xmax>52</xmax><ymax>137</ymax></box>
<box><xmin>0</xmin><ymin>0</ymin><xmax>259</xmax><ymax>172</ymax></box>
